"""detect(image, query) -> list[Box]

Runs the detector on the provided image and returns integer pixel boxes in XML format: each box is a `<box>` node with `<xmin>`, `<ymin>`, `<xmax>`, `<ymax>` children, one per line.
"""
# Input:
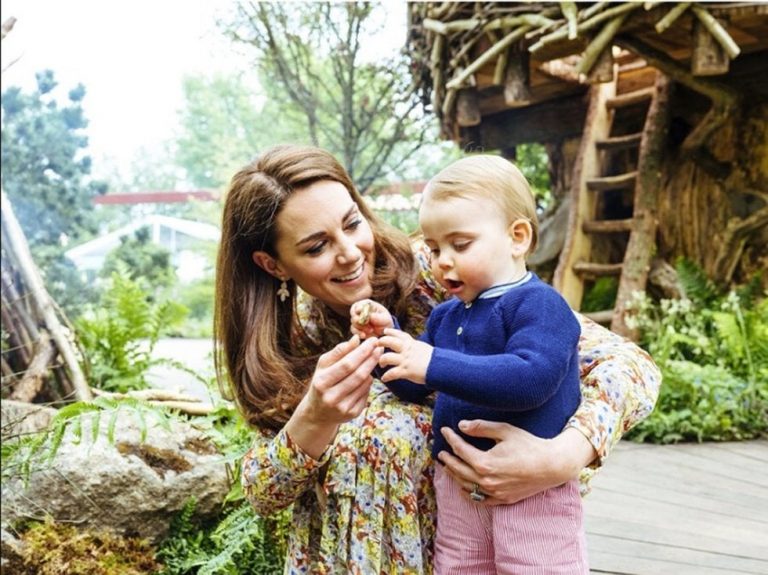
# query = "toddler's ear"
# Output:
<box><xmin>508</xmin><ymin>219</ymin><xmax>533</xmax><ymax>256</ymax></box>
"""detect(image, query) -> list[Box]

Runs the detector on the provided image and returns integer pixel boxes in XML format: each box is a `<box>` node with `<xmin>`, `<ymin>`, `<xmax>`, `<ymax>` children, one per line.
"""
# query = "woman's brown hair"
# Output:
<box><xmin>214</xmin><ymin>144</ymin><xmax>420</xmax><ymax>430</ymax></box>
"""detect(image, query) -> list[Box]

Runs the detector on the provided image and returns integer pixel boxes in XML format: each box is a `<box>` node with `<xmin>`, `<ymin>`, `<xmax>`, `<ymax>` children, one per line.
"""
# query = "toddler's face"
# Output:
<box><xmin>419</xmin><ymin>195</ymin><xmax>528</xmax><ymax>302</ymax></box>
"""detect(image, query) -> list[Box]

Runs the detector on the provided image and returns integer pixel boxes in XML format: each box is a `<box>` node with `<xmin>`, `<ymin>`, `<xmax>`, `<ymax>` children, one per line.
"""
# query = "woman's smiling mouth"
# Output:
<box><xmin>333</xmin><ymin>264</ymin><xmax>364</xmax><ymax>283</ymax></box>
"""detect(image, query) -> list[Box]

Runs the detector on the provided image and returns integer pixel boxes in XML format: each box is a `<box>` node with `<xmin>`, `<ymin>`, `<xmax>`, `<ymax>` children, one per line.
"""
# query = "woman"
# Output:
<box><xmin>214</xmin><ymin>144</ymin><xmax>660</xmax><ymax>574</ymax></box>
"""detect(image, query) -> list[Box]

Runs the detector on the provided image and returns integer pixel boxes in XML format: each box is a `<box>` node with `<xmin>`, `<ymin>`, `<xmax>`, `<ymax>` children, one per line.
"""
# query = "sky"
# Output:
<box><xmin>1</xmin><ymin>1</ymin><xmax>408</xmax><ymax>182</ymax></box>
<box><xmin>1</xmin><ymin>0</ymin><xmax>246</xmax><ymax>178</ymax></box>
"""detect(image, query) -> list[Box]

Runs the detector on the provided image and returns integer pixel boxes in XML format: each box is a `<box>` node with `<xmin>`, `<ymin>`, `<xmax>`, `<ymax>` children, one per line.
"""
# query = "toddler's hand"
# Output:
<box><xmin>378</xmin><ymin>328</ymin><xmax>433</xmax><ymax>385</ymax></box>
<box><xmin>350</xmin><ymin>299</ymin><xmax>393</xmax><ymax>339</ymax></box>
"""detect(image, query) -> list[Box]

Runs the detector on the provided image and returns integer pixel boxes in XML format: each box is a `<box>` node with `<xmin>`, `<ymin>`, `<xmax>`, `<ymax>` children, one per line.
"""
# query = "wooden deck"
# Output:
<box><xmin>585</xmin><ymin>439</ymin><xmax>768</xmax><ymax>574</ymax></box>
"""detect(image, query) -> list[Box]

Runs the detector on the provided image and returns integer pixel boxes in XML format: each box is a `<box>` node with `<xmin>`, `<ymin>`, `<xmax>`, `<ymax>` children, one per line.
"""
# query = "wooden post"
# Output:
<box><xmin>456</xmin><ymin>87</ymin><xmax>482</xmax><ymax>127</ymax></box>
<box><xmin>587</xmin><ymin>45</ymin><xmax>615</xmax><ymax>84</ymax></box>
<box><xmin>692</xmin><ymin>18</ymin><xmax>729</xmax><ymax>76</ymax></box>
<box><xmin>1</xmin><ymin>189</ymin><xmax>92</xmax><ymax>401</ymax></box>
<box><xmin>503</xmin><ymin>48</ymin><xmax>531</xmax><ymax>107</ymax></box>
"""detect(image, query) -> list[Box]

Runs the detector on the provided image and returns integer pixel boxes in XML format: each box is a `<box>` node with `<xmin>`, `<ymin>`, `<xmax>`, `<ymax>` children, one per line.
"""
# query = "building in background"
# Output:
<box><xmin>65</xmin><ymin>214</ymin><xmax>220</xmax><ymax>283</ymax></box>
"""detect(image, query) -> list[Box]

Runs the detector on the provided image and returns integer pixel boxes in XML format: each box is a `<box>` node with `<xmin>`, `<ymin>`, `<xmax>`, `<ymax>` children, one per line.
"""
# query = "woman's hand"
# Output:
<box><xmin>286</xmin><ymin>334</ymin><xmax>382</xmax><ymax>458</ymax></box>
<box><xmin>437</xmin><ymin>421</ymin><xmax>597</xmax><ymax>505</ymax></box>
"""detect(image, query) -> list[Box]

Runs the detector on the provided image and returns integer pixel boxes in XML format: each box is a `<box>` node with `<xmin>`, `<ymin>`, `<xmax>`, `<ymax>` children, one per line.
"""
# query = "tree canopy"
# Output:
<box><xmin>220</xmin><ymin>1</ymin><xmax>433</xmax><ymax>191</ymax></box>
<box><xmin>1</xmin><ymin>70</ymin><xmax>107</xmax><ymax>249</ymax></box>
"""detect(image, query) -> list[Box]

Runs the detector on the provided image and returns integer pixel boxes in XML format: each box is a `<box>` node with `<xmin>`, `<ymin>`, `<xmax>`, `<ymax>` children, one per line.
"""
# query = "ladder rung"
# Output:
<box><xmin>596</xmin><ymin>133</ymin><xmax>642</xmax><ymax>151</ymax></box>
<box><xmin>586</xmin><ymin>171</ymin><xmax>638</xmax><ymax>192</ymax></box>
<box><xmin>583</xmin><ymin>309</ymin><xmax>614</xmax><ymax>324</ymax></box>
<box><xmin>606</xmin><ymin>87</ymin><xmax>654</xmax><ymax>110</ymax></box>
<box><xmin>573</xmin><ymin>262</ymin><xmax>623</xmax><ymax>277</ymax></box>
<box><xmin>582</xmin><ymin>218</ymin><xmax>635</xmax><ymax>233</ymax></box>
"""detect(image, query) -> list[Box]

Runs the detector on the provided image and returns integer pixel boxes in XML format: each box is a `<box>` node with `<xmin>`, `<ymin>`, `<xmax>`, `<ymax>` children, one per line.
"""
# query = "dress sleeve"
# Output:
<box><xmin>567</xmin><ymin>315</ymin><xmax>661</xmax><ymax>464</ymax></box>
<box><xmin>241</xmin><ymin>426</ymin><xmax>331</xmax><ymax>515</ymax></box>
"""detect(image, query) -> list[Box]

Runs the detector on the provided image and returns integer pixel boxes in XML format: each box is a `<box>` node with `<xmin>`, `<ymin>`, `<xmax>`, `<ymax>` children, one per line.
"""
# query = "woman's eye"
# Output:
<box><xmin>346</xmin><ymin>218</ymin><xmax>362</xmax><ymax>231</ymax></box>
<box><xmin>306</xmin><ymin>241</ymin><xmax>326</xmax><ymax>255</ymax></box>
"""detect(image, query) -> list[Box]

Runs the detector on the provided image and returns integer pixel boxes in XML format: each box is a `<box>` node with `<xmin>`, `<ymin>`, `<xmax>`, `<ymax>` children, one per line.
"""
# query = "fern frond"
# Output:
<box><xmin>675</xmin><ymin>257</ymin><xmax>719</xmax><ymax>304</ymax></box>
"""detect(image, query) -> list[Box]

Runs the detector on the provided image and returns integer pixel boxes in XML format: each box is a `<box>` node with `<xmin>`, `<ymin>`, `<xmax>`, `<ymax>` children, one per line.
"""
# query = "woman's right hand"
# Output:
<box><xmin>285</xmin><ymin>334</ymin><xmax>382</xmax><ymax>458</ymax></box>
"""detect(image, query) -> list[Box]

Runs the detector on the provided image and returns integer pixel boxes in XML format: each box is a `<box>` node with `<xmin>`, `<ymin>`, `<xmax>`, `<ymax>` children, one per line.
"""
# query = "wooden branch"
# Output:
<box><xmin>615</xmin><ymin>35</ymin><xmax>739</xmax><ymax>107</ymax></box>
<box><xmin>92</xmin><ymin>388</ymin><xmax>215</xmax><ymax>416</ymax></box>
<box><xmin>690</xmin><ymin>5</ymin><xmax>741</xmax><ymax>59</ymax></box>
<box><xmin>446</xmin><ymin>26</ymin><xmax>532</xmax><ymax>90</ymax></box>
<box><xmin>655</xmin><ymin>3</ymin><xmax>691</xmax><ymax>34</ymax></box>
<box><xmin>1</xmin><ymin>16</ymin><xmax>16</xmax><ymax>40</ymax></box>
<box><xmin>576</xmin><ymin>12</ymin><xmax>629</xmax><ymax>77</ymax></box>
<box><xmin>9</xmin><ymin>331</ymin><xmax>55</xmax><ymax>402</ymax></box>
<box><xmin>560</xmin><ymin>2</ymin><xmax>579</xmax><ymax>39</ymax></box>
<box><xmin>713</xmin><ymin>205</ymin><xmax>768</xmax><ymax>284</ymax></box>
<box><xmin>692</xmin><ymin>16</ymin><xmax>729</xmax><ymax>76</ymax></box>
<box><xmin>1</xmin><ymin>190</ymin><xmax>92</xmax><ymax>401</ymax></box>
<box><xmin>529</xmin><ymin>3</ymin><xmax>640</xmax><ymax>54</ymax></box>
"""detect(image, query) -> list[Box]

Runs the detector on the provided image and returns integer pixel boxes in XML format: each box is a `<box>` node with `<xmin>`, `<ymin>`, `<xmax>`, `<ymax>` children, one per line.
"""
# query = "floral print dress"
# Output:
<box><xmin>241</xmin><ymin>241</ymin><xmax>661</xmax><ymax>574</ymax></box>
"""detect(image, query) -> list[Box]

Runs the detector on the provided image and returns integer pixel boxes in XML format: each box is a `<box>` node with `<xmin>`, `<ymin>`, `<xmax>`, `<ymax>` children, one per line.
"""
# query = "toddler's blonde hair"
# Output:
<box><xmin>423</xmin><ymin>155</ymin><xmax>539</xmax><ymax>253</ymax></box>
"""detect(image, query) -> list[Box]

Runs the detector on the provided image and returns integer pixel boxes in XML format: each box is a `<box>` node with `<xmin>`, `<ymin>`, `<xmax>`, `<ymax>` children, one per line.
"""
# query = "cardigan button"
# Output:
<box><xmin>465</xmin><ymin>302</ymin><xmax>472</xmax><ymax>308</ymax></box>
<box><xmin>457</xmin><ymin>327</ymin><xmax>463</xmax><ymax>335</ymax></box>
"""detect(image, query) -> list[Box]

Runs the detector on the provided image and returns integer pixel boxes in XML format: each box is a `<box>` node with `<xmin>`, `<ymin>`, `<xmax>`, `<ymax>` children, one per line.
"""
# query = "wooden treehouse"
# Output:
<box><xmin>407</xmin><ymin>2</ymin><xmax>768</xmax><ymax>338</ymax></box>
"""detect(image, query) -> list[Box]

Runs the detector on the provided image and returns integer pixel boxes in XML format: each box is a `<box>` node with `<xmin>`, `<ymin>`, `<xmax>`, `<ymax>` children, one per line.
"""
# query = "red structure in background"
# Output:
<box><xmin>93</xmin><ymin>190</ymin><xmax>219</xmax><ymax>205</ymax></box>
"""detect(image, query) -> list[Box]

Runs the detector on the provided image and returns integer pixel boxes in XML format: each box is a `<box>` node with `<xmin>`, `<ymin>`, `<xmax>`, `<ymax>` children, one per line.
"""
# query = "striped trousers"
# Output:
<box><xmin>433</xmin><ymin>465</ymin><xmax>589</xmax><ymax>574</ymax></box>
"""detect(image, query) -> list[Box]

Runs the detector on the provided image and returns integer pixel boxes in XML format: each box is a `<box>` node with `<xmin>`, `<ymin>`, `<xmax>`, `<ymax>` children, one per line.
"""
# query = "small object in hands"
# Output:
<box><xmin>470</xmin><ymin>482</ymin><xmax>486</xmax><ymax>502</ymax></box>
<box><xmin>357</xmin><ymin>301</ymin><xmax>372</xmax><ymax>326</ymax></box>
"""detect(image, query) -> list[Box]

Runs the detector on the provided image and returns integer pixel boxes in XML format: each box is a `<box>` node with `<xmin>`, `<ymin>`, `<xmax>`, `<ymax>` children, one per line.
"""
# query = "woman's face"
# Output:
<box><xmin>271</xmin><ymin>180</ymin><xmax>375</xmax><ymax>316</ymax></box>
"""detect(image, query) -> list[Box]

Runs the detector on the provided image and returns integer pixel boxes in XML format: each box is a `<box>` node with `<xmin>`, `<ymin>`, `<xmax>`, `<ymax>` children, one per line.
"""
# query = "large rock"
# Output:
<box><xmin>1</xmin><ymin>409</ymin><xmax>230</xmax><ymax>542</ymax></box>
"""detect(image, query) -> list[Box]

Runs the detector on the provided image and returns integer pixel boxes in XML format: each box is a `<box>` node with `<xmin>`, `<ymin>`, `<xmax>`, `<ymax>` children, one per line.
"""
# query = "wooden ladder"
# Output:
<box><xmin>554</xmin><ymin>63</ymin><xmax>671</xmax><ymax>338</ymax></box>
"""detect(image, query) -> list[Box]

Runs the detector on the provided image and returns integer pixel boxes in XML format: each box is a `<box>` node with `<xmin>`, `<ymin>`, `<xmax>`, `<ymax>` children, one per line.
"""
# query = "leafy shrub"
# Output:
<box><xmin>76</xmin><ymin>265</ymin><xmax>188</xmax><ymax>392</ymax></box>
<box><xmin>155</xmin><ymin>406</ymin><xmax>290</xmax><ymax>574</ymax></box>
<box><xmin>156</xmin><ymin>499</ymin><xmax>289</xmax><ymax>575</ymax></box>
<box><xmin>625</xmin><ymin>261</ymin><xmax>767</xmax><ymax>443</ymax></box>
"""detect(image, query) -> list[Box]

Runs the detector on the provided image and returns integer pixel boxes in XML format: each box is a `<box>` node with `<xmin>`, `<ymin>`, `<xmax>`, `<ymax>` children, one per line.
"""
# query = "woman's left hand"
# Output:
<box><xmin>437</xmin><ymin>421</ymin><xmax>596</xmax><ymax>505</ymax></box>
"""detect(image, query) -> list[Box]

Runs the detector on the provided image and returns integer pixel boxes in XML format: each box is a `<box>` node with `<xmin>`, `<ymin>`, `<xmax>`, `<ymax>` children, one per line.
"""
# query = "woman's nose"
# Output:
<box><xmin>336</xmin><ymin>236</ymin><xmax>360</xmax><ymax>264</ymax></box>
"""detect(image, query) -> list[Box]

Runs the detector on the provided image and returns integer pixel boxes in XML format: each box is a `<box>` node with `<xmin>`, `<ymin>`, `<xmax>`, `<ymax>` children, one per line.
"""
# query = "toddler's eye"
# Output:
<box><xmin>453</xmin><ymin>241</ymin><xmax>471</xmax><ymax>252</ymax></box>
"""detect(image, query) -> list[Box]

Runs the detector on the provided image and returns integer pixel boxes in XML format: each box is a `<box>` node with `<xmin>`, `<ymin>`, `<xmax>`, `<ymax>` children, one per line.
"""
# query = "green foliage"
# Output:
<box><xmin>1</xmin><ymin>396</ymin><xmax>173</xmax><ymax>486</ymax></box>
<box><xmin>155</xmin><ymin>405</ymin><xmax>289</xmax><ymax>574</ymax></box>
<box><xmin>580</xmin><ymin>277</ymin><xmax>618</xmax><ymax>313</ymax></box>
<box><xmin>156</xmin><ymin>499</ymin><xmax>288</xmax><ymax>575</ymax></box>
<box><xmin>100</xmin><ymin>227</ymin><xmax>177</xmax><ymax>294</ymax></box>
<box><xmin>515</xmin><ymin>143</ymin><xmax>552</xmax><ymax>209</ymax></box>
<box><xmin>1</xmin><ymin>70</ymin><xmax>108</xmax><ymax>316</ymax></box>
<box><xmin>176</xmin><ymin>73</ymin><xmax>267</xmax><ymax>190</ymax></box>
<box><xmin>221</xmin><ymin>2</ymin><xmax>440</xmax><ymax>191</ymax></box>
<box><xmin>76</xmin><ymin>266</ymin><xmax>188</xmax><ymax>392</ymax></box>
<box><xmin>625</xmin><ymin>261</ymin><xmax>767</xmax><ymax>443</ymax></box>
<box><xmin>1</xmin><ymin>70</ymin><xmax>107</xmax><ymax>248</ymax></box>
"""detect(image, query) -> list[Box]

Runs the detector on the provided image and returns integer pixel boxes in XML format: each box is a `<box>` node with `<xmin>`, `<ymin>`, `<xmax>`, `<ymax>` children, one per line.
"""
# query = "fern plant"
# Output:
<box><xmin>626</xmin><ymin>260</ymin><xmax>767</xmax><ymax>443</ymax></box>
<box><xmin>1</xmin><ymin>396</ymin><xmax>174</xmax><ymax>486</ymax></box>
<box><xmin>76</xmin><ymin>264</ymin><xmax>188</xmax><ymax>392</ymax></box>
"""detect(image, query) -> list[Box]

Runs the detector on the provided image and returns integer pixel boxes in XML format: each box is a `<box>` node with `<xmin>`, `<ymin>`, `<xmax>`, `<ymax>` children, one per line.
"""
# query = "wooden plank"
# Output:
<box><xmin>606</xmin><ymin>86</ymin><xmax>655</xmax><ymax>109</ymax></box>
<box><xmin>585</xmin><ymin>515</ymin><xmax>768</xmax><ymax>561</ymax></box>
<box><xmin>586</xmin><ymin>440</ymin><xmax>768</xmax><ymax>574</ymax></box>
<box><xmin>708</xmin><ymin>440</ymin><xmax>768</xmax><ymax>462</ymax></box>
<box><xmin>573</xmin><ymin>262</ymin><xmax>624</xmax><ymax>277</ymax></box>
<box><xmin>596</xmin><ymin>133</ymin><xmax>643</xmax><ymax>151</ymax></box>
<box><xmin>583</xmin><ymin>218</ymin><xmax>635</xmax><ymax>233</ymax></box>
<box><xmin>586</xmin><ymin>171</ymin><xmax>638</xmax><ymax>191</ymax></box>
<box><xmin>589</xmin><ymin>534</ymin><xmax>767</xmax><ymax>575</ymax></box>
